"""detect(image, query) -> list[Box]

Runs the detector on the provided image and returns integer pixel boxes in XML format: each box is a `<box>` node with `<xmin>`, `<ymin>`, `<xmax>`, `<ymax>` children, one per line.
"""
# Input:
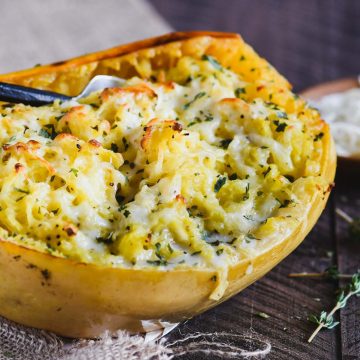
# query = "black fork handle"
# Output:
<box><xmin>0</xmin><ymin>82</ymin><xmax>71</xmax><ymax>106</ymax></box>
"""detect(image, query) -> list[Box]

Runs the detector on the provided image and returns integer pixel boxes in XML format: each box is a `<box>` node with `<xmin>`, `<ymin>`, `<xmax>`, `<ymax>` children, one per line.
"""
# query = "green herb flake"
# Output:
<box><xmin>111</xmin><ymin>143</ymin><xmax>119</xmax><ymax>153</ymax></box>
<box><xmin>201</xmin><ymin>54</ymin><xmax>222</xmax><ymax>71</ymax></box>
<box><xmin>262</xmin><ymin>167</ymin><xmax>271</xmax><ymax>177</ymax></box>
<box><xmin>243</xmin><ymin>183</ymin><xmax>250</xmax><ymax>201</ymax></box>
<box><xmin>115</xmin><ymin>183</ymin><xmax>125</xmax><ymax>205</ymax></box>
<box><xmin>122</xmin><ymin>137</ymin><xmax>129</xmax><ymax>151</ymax></box>
<box><xmin>219</xmin><ymin>139</ymin><xmax>232</xmax><ymax>149</ymax></box>
<box><xmin>184</xmin><ymin>92</ymin><xmax>207</xmax><ymax>110</ymax></box>
<box><xmin>277</xmin><ymin>111</ymin><xmax>288</xmax><ymax>119</ymax></box>
<box><xmin>167</xmin><ymin>244</ymin><xmax>174</xmax><ymax>254</ymax></box>
<box><xmin>39</xmin><ymin>128</ymin><xmax>52</xmax><ymax>139</ymax></box>
<box><xmin>276</xmin><ymin>198</ymin><xmax>294</xmax><ymax>208</ymax></box>
<box><xmin>273</xmin><ymin>120</ymin><xmax>288</xmax><ymax>132</ymax></box>
<box><xmin>245</xmin><ymin>233</ymin><xmax>259</xmax><ymax>242</ymax></box>
<box><xmin>14</xmin><ymin>187</ymin><xmax>29</xmax><ymax>195</ymax></box>
<box><xmin>191</xmin><ymin>250</ymin><xmax>202</xmax><ymax>256</ymax></box>
<box><xmin>235</xmin><ymin>87</ymin><xmax>246</xmax><ymax>98</ymax></box>
<box><xmin>69</xmin><ymin>168</ymin><xmax>79</xmax><ymax>177</ymax></box>
<box><xmin>96</xmin><ymin>232</ymin><xmax>114</xmax><ymax>245</ymax></box>
<box><xmin>214</xmin><ymin>176</ymin><xmax>226</xmax><ymax>193</ymax></box>
<box><xmin>147</xmin><ymin>259</ymin><xmax>167</xmax><ymax>266</ymax></box>
<box><xmin>314</xmin><ymin>132</ymin><xmax>324</xmax><ymax>141</ymax></box>
<box><xmin>284</xmin><ymin>175</ymin><xmax>295</xmax><ymax>183</ymax></box>
<box><xmin>43</xmin><ymin>124</ymin><xmax>58</xmax><ymax>139</ymax></box>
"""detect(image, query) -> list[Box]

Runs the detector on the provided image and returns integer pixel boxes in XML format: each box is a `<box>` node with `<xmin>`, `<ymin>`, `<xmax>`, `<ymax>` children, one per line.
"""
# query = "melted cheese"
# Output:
<box><xmin>0</xmin><ymin>55</ymin><xmax>326</xmax><ymax>299</ymax></box>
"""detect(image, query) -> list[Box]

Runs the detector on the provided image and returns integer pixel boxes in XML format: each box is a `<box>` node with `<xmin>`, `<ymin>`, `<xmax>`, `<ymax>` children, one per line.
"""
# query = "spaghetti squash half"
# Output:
<box><xmin>0</xmin><ymin>32</ymin><xmax>335</xmax><ymax>337</ymax></box>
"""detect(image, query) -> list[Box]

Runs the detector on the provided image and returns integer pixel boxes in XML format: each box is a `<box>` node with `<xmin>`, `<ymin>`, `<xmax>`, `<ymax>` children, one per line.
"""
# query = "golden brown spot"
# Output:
<box><xmin>88</xmin><ymin>139</ymin><xmax>102</xmax><ymax>147</ymax></box>
<box><xmin>145</xmin><ymin>233</ymin><xmax>152</xmax><ymax>243</ymax></box>
<box><xmin>101</xmin><ymin>84</ymin><xmax>157</xmax><ymax>101</ymax></box>
<box><xmin>172</xmin><ymin>122</ymin><xmax>183</xmax><ymax>132</ymax></box>
<box><xmin>175</xmin><ymin>194</ymin><xmax>186</xmax><ymax>204</ymax></box>
<box><xmin>63</xmin><ymin>225</ymin><xmax>77</xmax><ymax>237</ymax></box>
<box><xmin>54</xmin><ymin>133</ymin><xmax>78</xmax><ymax>141</ymax></box>
<box><xmin>141</xmin><ymin>119</ymin><xmax>179</xmax><ymax>149</ymax></box>
<box><xmin>14</xmin><ymin>163</ymin><xmax>24</xmax><ymax>173</ymax></box>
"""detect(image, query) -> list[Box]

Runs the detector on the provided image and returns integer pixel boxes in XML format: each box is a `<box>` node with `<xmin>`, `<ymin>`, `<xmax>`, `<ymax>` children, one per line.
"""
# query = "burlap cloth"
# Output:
<box><xmin>0</xmin><ymin>2</ymin><xmax>272</xmax><ymax>358</ymax></box>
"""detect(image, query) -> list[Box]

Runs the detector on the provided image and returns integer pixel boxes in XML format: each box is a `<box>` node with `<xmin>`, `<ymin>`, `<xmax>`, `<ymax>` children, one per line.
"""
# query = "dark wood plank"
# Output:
<box><xmin>335</xmin><ymin>177</ymin><xmax>360</xmax><ymax>360</ymax></box>
<box><xmin>167</xmin><ymin>203</ymin><xmax>340</xmax><ymax>359</ymax></box>
<box><xmin>147</xmin><ymin>1</ymin><xmax>360</xmax><ymax>357</ymax></box>
<box><xmin>150</xmin><ymin>0</ymin><xmax>360</xmax><ymax>92</ymax></box>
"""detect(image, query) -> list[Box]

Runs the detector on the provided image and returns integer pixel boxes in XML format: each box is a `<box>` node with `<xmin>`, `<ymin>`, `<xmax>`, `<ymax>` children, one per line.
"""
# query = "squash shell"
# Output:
<box><xmin>0</xmin><ymin>31</ymin><xmax>336</xmax><ymax>338</ymax></box>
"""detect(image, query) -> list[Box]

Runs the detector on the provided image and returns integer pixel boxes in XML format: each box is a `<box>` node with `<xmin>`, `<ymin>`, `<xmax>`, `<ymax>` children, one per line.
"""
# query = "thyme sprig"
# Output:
<box><xmin>288</xmin><ymin>265</ymin><xmax>352</xmax><ymax>280</ymax></box>
<box><xmin>307</xmin><ymin>272</ymin><xmax>360</xmax><ymax>343</ymax></box>
<box><xmin>336</xmin><ymin>208</ymin><xmax>360</xmax><ymax>240</ymax></box>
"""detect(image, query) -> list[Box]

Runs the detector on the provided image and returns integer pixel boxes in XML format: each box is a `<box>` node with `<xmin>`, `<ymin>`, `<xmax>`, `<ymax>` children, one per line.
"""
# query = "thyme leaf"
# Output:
<box><xmin>308</xmin><ymin>272</ymin><xmax>360</xmax><ymax>342</ymax></box>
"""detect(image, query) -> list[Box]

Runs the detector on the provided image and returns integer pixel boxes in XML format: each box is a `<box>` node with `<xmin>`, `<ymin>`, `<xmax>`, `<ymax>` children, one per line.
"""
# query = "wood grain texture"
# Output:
<box><xmin>150</xmin><ymin>0</ymin><xmax>360</xmax><ymax>92</ymax></box>
<box><xmin>148</xmin><ymin>0</ymin><xmax>360</xmax><ymax>358</ymax></box>
<box><xmin>335</xmin><ymin>178</ymin><xmax>360</xmax><ymax>360</ymax></box>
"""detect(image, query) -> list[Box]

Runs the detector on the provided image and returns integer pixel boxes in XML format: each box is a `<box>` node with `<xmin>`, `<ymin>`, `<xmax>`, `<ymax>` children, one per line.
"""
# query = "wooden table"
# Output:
<box><xmin>149</xmin><ymin>1</ymin><xmax>360</xmax><ymax>358</ymax></box>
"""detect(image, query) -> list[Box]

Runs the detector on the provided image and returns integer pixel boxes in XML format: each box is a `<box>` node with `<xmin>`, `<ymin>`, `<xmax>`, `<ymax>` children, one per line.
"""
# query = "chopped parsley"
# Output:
<box><xmin>262</xmin><ymin>167</ymin><xmax>271</xmax><ymax>177</ymax></box>
<box><xmin>201</xmin><ymin>54</ymin><xmax>222</xmax><ymax>71</ymax></box>
<box><xmin>204</xmin><ymin>112</ymin><xmax>214</xmax><ymax>122</ymax></box>
<box><xmin>235</xmin><ymin>87</ymin><xmax>246</xmax><ymax>98</ymax></box>
<box><xmin>38</xmin><ymin>128</ymin><xmax>52</xmax><ymax>139</ymax></box>
<box><xmin>314</xmin><ymin>132</ymin><xmax>324</xmax><ymax>141</ymax></box>
<box><xmin>122</xmin><ymin>137</ymin><xmax>129</xmax><ymax>151</ymax></box>
<box><xmin>147</xmin><ymin>259</ymin><xmax>167</xmax><ymax>266</ymax></box>
<box><xmin>243</xmin><ymin>214</ymin><xmax>255</xmax><ymax>221</ymax></box>
<box><xmin>273</xmin><ymin>120</ymin><xmax>288</xmax><ymax>132</ymax></box>
<box><xmin>219</xmin><ymin>139</ymin><xmax>232</xmax><ymax>149</ymax></box>
<box><xmin>191</xmin><ymin>250</ymin><xmax>202</xmax><ymax>256</ymax></box>
<box><xmin>115</xmin><ymin>183</ymin><xmax>125</xmax><ymax>205</ymax></box>
<box><xmin>214</xmin><ymin>176</ymin><xmax>226</xmax><ymax>193</ymax></box>
<box><xmin>167</xmin><ymin>244</ymin><xmax>174</xmax><ymax>254</ymax></box>
<box><xmin>96</xmin><ymin>232</ymin><xmax>114</xmax><ymax>245</ymax></box>
<box><xmin>276</xmin><ymin>111</ymin><xmax>288</xmax><ymax>119</ymax></box>
<box><xmin>284</xmin><ymin>175</ymin><xmax>295</xmax><ymax>183</ymax></box>
<box><xmin>69</xmin><ymin>168</ymin><xmax>79</xmax><ymax>177</ymax></box>
<box><xmin>243</xmin><ymin>183</ymin><xmax>250</xmax><ymax>201</ymax></box>
<box><xmin>245</xmin><ymin>233</ymin><xmax>259</xmax><ymax>242</ymax></box>
<box><xmin>184</xmin><ymin>92</ymin><xmax>207</xmax><ymax>110</ymax></box>
<box><xmin>14</xmin><ymin>187</ymin><xmax>29</xmax><ymax>195</ymax></box>
<box><xmin>276</xmin><ymin>198</ymin><xmax>294</xmax><ymax>208</ymax></box>
<box><xmin>39</xmin><ymin>124</ymin><xmax>58</xmax><ymax>139</ymax></box>
<box><xmin>111</xmin><ymin>143</ymin><xmax>119</xmax><ymax>152</ymax></box>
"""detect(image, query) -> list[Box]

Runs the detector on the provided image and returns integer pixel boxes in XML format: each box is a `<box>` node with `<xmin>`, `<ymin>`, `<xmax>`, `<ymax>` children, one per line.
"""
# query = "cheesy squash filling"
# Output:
<box><xmin>0</xmin><ymin>55</ymin><xmax>326</xmax><ymax>297</ymax></box>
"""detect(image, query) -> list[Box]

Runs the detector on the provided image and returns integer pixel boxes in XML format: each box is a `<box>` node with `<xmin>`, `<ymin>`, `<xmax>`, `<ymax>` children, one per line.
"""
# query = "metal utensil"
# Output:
<box><xmin>0</xmin><ymin>75</ymin><xmax>126</xmax><ymax>106</ymax></box>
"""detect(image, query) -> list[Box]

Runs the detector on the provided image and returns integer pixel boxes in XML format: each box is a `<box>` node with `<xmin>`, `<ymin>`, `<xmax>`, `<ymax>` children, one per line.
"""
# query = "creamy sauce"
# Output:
<box><xmin>314</xmin><ymin>88</ymin><xmax>360</xmax><ymax>157</ymax></box>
